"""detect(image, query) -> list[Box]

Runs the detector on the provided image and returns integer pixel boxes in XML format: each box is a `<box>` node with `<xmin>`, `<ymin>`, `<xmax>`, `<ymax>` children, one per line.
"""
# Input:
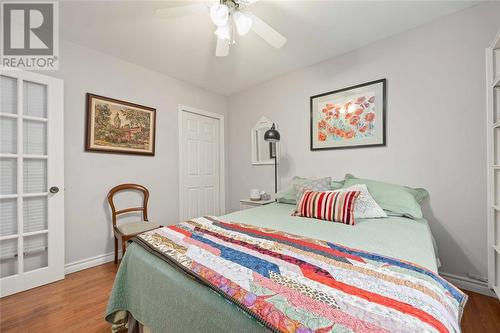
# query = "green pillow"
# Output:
<box><xmin>276</xmin><ymin>176</ymin><xmax>308</xmax><ymax>204</ymax></box>
<box><xmin>403</xmin><ymin>186</ymin><xmax>429</xmax><ymax>204</ymax></box>
<box><xmin>342</xmin><ymin>174</ymin><xmax>426</xmax><ymax>219</ymax></box>
<box><xmin>331</xmin><ymin>180</ymin><xmax>345</xmax><ymax>190</ymax></box>
<box><xmin>276</xmin><ymin>176</ymin><xmax>344</xmax><ymax>205</ymax></box>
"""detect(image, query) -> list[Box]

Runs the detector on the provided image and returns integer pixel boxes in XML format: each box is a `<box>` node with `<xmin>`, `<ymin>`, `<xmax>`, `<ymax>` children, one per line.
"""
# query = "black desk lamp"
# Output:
<box><xmin>264</xmin><ymin>123</ymin><xmax>280</xmax><ymax>194</ymax></box>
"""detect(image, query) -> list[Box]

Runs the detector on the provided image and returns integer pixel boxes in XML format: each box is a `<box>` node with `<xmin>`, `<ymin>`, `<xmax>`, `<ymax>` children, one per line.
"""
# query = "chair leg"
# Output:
<box><xmin>114</xmin><ymin>237</ymin><xmax>118</xmax><ymax>264</ymax></box>
<box><xmin>122</xmin><ymin>237</ymin><xmax>127</xmax><ymax>259</ymax></box>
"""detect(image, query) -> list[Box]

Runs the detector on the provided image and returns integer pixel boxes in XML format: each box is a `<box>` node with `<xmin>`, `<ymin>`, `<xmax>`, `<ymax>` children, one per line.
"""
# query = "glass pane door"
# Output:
<box><xmin>0</xmin><ymin>70</ymin><xmax>63</xmax><ymax>297</ymax></box>
<box><xmin>0</xmin><ymin>75</ymin><xmax>51</xmax><ymax>285</ymax></box>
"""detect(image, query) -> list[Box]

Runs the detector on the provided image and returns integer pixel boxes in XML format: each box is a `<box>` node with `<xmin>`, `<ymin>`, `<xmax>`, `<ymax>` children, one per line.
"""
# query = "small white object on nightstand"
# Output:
<box><xmin>239</xmin><ymin>198</ymin><xmax>275</xmax><ymax>210</ymax></box>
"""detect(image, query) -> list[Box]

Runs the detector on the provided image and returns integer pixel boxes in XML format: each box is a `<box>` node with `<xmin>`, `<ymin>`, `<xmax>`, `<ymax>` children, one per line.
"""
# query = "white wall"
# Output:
<box><xmin>227</xmin><ymin>2</ymin><xmax>500</xmax><ymax>280</ymax></box>
<box><xmin>46</xmin><ymin>41</ymin><xmax>228</xmax><ymax>265</ymax></box>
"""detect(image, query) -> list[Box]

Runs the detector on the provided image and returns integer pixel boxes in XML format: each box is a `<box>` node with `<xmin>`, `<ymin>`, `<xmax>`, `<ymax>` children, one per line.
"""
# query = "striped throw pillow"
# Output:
<box><xmin>293</xmin><ymin>190</ymin><xmax>361</xmax><ymax>225</ymax></box>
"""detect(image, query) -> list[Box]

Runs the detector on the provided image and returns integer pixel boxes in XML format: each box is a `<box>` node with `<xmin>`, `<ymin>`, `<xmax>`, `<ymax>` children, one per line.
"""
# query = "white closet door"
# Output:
<box><xmin>0</xmin><ymin>70</ymin><xmax>64</xmax><ymax>297</ymax></box>
<box><xmin>179</xmin><ymin>109</ymin><xmax>223</xmax><ymax>221</ymax></box>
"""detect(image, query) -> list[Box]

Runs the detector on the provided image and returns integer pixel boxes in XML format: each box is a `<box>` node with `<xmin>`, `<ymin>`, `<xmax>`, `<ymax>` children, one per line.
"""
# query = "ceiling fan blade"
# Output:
<box><xmin>235</xmin><ymin>0</ymin><xmax>260</xmax><ymax>5</ymax></box>
<box><xmin>216</xmin><ymin>38</ymin><xmax>230</xmax><ymax>57</ymax></box>
<box><xmin>156</xmin><ymin>3</ymin><xmax>209</xmax><ymax>19</ymax></box>
<box><xmin>249</xmin><ymin>13</ymin><xmax>286</xmax><ymax>49</ymax></box>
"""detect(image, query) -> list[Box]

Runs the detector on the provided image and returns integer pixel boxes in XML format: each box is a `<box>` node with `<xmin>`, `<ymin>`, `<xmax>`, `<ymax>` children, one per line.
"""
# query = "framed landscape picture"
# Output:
<box><xmin>86</xmin><ymin>93</ymin><xmax>156</xmax><ymax>155</ymax></box>
<box><xmin>310</xmin><ymin>79</ymin><xmax>386</xmax><ymax>150</ymax></box>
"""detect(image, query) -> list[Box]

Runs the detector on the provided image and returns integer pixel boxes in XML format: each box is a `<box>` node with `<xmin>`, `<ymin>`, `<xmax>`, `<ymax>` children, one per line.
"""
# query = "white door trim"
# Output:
<box><xmin>178</xmin><ymin>105</ymin><xmax>225</xmax><ymax>222</ymax></box>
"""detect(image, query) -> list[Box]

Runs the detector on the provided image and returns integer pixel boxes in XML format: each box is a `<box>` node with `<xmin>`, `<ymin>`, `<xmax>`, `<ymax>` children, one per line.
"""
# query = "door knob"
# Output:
<box><xmin>49</xmin><ymin>186</ymin><xmax>59</xmax><ymax>194</ymax></box>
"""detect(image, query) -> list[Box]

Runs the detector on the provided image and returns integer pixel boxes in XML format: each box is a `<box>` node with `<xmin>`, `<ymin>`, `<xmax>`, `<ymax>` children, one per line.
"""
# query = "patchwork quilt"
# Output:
<box><xmin>133</xmin><ymin>216</ymin><xmax>467</xmax><ymax>333</ymax></box>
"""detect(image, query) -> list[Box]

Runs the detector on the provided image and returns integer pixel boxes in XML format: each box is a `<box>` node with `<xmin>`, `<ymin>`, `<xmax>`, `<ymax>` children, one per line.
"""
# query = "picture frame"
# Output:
<box><xmin>310</xmin><ymin>79</ymin><xmax>386</xmax><ymax>150</ymax></box>
<box><xmin>85</xmin><ymin>93</ymin><xmax>156</xmax><ymax>155</ymax></box>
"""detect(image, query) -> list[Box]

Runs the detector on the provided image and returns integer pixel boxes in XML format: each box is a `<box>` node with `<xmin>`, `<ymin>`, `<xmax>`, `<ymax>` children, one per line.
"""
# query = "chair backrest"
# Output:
<box><xmin>107</xmin><ymin>183</ymin><xmax>149</xmax><ymax>227</ymax></box>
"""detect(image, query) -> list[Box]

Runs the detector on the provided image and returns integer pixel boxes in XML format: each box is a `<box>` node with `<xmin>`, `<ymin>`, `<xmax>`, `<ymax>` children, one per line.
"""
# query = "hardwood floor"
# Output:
<box><xmin>0</xmin><ymin>263</ymin><xmax>118</xmax><ymax>333</ymax></box>
<box><xmin>461</xmin><ymin>287</ymin><xmax>500</xmax><ymax>332</ymax></box>
<box><xmin>0</xmin><ymin>262</ymin><xmax>499</xmax><ymax>332</ymax></box>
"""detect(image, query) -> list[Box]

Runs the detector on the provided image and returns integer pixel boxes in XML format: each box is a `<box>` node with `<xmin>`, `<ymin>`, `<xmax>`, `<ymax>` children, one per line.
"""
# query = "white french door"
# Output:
<box><xmin>0</xmin><ymin>70</ymin><xmax>64</xmax><ymax>297</ymax></box>
<box><xmin>179</xmin><ymin>106</ymin><xmax>225</xmax><ymax>222</ymax></box>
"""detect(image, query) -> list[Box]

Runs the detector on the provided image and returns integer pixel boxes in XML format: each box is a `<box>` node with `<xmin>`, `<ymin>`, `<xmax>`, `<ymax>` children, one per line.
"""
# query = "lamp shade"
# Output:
<box><xmin>233</xmin><ymin>11</ymin><xmax>253</xmax><ymax>36</ymax></box>
<box><xmin>264</xmin><ymin>123</ymin><xmax>280</xmax><ymax>143</ymax></box>
<box><xmin>214</xmin><ymin>24</ymin><xmax>231</xmax><ymax>40</ymax></box>
<box><xmin>210</xmin><ymin>4</ymin><xmax>229</xmax><ymax>27</ymax></box>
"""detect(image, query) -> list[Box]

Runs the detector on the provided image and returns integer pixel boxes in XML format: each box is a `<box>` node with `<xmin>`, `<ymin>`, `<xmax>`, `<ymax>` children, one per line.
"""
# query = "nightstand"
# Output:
<box><xmin>239</xmin><ymin>198</ymin><xmax>275</xmax><ymax>210</ymax></box>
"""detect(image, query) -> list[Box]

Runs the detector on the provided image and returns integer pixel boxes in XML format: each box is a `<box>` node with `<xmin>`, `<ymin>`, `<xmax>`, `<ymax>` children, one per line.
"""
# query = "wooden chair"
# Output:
<box><xmin>107</xmin><ymin>184</ymin><xmax>160</xmax><ymax>264</ymax></box>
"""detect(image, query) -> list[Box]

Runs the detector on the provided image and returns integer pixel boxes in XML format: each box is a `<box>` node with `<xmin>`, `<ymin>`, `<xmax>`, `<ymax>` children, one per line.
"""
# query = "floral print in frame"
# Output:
<box><xmin>85</xmin><ymin>93</ymin><xmax>156</xmax><ymax>155</ymax></box>
<box><xmin>310</xmin><ymin>79</ymin><xmax>386</xmax><ymax>150</ymax></box>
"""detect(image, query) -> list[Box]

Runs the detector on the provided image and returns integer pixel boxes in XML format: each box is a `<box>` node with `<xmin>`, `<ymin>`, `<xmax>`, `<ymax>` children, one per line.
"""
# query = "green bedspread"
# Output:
<box><xmin>106</xmin><ymin>203</ymin><xmax>438</xmax><ymax>332</ymax></box>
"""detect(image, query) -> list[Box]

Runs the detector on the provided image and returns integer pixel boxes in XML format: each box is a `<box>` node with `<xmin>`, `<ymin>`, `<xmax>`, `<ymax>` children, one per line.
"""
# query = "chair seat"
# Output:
<box><xmin>116</xmin><ymin>221</ymin><xmax>160</xmax><ymax>236</ymax></box>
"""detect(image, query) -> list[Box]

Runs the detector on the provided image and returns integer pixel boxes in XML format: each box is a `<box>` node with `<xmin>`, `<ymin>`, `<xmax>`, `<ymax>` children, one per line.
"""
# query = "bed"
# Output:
<box><xmin>105</xmin><ymin>202</ymin><xmax>453</xmax><ymax>333</ymax></box>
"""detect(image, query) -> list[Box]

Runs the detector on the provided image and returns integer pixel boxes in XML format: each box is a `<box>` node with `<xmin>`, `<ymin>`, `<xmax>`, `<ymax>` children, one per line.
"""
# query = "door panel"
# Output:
<box><xmin>0</xmin><ymin>70</ymin><xmax>64</xmax><ymax>297</ymax></box>
<box><xmin>187</xmin><ymin>187</ymin><xmax>199</xmax><ymax>218</ymax></box>
<box><xmin>1</xmin><ymin>117</ymin><xmax>17</xmax><ymax>153</ymax></box>
<box><xmin>23</xmin><ymin>233</ymin><xmax>48</xmax><ymax>272</ymax></box>
<box><xmin>0</xmin><ymin>158</ymin><xmax>16</xmax><ymax>194</ymax></box>
<box><xmin>23</xmin><ymin>196</ymin><xmax>47</xmax><ymax>232</ymax></box>
<box><xmin>23</xmin><ymin>159</ymin><xmax>47</xmax><ymax>193</ymax></box>
<box><xmin>23</xmin><ymin>81</ymin><xmax>47</xmax><ymax>118</ymax></box>
<box><xmin>1</xmin><ymin>76</ymin><xmax>17</xmax><ymax>114</ymax></box>
<box><xmin>0</xmin><ymin>198</ymin><xmax>17</xmax><ymax>236</ymax></box>
<box><xmin>204</xmin><ymin>186</ymin><xmax>216</xmax><ymax>215</ymax></box>
<box><xmin>180</xmin><ymin>110</ymin><xmax>221</xmax><ymax>221</ymax></box>
<box><xmin>187</xmin><ymin>140</ymin><xmax>198</xmax><ymax>175</ymax></box>
<box><xmin>24</xmin><ymin>120</ymin><xmax>47</xmax><ymax>155</ymax></box>
<box><xmin>0</xmin><ymin>239</ymin><xmax>18</xmax><ymax>277</ymax></box>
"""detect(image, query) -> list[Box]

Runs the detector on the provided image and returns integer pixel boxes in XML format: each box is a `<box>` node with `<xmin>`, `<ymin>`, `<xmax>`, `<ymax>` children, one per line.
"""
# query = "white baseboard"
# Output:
<box><xmin>65</xmin><ymin>251</ymin><xmax>121</xmax><ymax>275</ymax></box>
<box><xmin>439</xmin><ymin>271</ymin><xmax>497</xmax><ymax>298</ymax></box>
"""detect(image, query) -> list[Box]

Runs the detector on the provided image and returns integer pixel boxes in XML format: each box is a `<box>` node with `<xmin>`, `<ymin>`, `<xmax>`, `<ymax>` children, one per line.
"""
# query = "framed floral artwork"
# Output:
<box><xmin>310</xmin><ymin>79</ymin><xmax>386</xmax><ymax>150</ymax></box>
<box><xmin>86</xmin><ymin>93</ymin><xmax>156</xmax><ymax>155</ymax></box>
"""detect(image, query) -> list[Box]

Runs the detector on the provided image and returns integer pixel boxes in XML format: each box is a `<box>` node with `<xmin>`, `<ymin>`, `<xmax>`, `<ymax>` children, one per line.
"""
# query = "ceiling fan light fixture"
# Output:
<box><xmin>214</xmin><ymin>24</ymin><xmax>231</xmax><ymax>40</ymax></box>
<box><xmin>157</xmin><ymin>0</ymin><xmax>286</xmax><ymax>57</ymax></box>
<box><xmin>233</xmin><ymin>11</ymin><xmax>253</xmax><ymax>36</ymax></box>
<box><xmin>210</xmin><ymin>4</ymin><xmax>229</xmax><ymax>27</ymax></box>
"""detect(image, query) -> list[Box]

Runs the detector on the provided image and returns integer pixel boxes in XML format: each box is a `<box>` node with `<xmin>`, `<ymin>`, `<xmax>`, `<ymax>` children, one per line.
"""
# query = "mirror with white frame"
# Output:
<box><xmin>251</xmin><ymin>117</ymin><xmax>277</xmax><ymax>165</ymax></box>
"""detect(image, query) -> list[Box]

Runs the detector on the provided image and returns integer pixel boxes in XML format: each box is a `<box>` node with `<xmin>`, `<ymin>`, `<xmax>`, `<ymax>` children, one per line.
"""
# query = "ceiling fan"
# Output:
<box><xmin>156</xmin><ymin>0</ymin><xmax>287</xmax><ymax>57</ymax></box>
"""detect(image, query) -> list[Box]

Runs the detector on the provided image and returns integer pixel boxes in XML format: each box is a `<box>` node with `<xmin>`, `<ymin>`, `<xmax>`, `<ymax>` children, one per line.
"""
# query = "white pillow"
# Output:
<box><xmin>335</xmin><ymin>184</ymin><xmax>387</xmax><ymax>219</ymax></box>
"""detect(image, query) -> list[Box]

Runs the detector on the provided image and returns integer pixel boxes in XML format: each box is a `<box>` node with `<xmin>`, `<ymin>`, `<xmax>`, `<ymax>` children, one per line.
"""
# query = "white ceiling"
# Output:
<box><xmin>61</xmin><ymin>1</ymin><xmax>479</xmax><ymax>96</ymax></box>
